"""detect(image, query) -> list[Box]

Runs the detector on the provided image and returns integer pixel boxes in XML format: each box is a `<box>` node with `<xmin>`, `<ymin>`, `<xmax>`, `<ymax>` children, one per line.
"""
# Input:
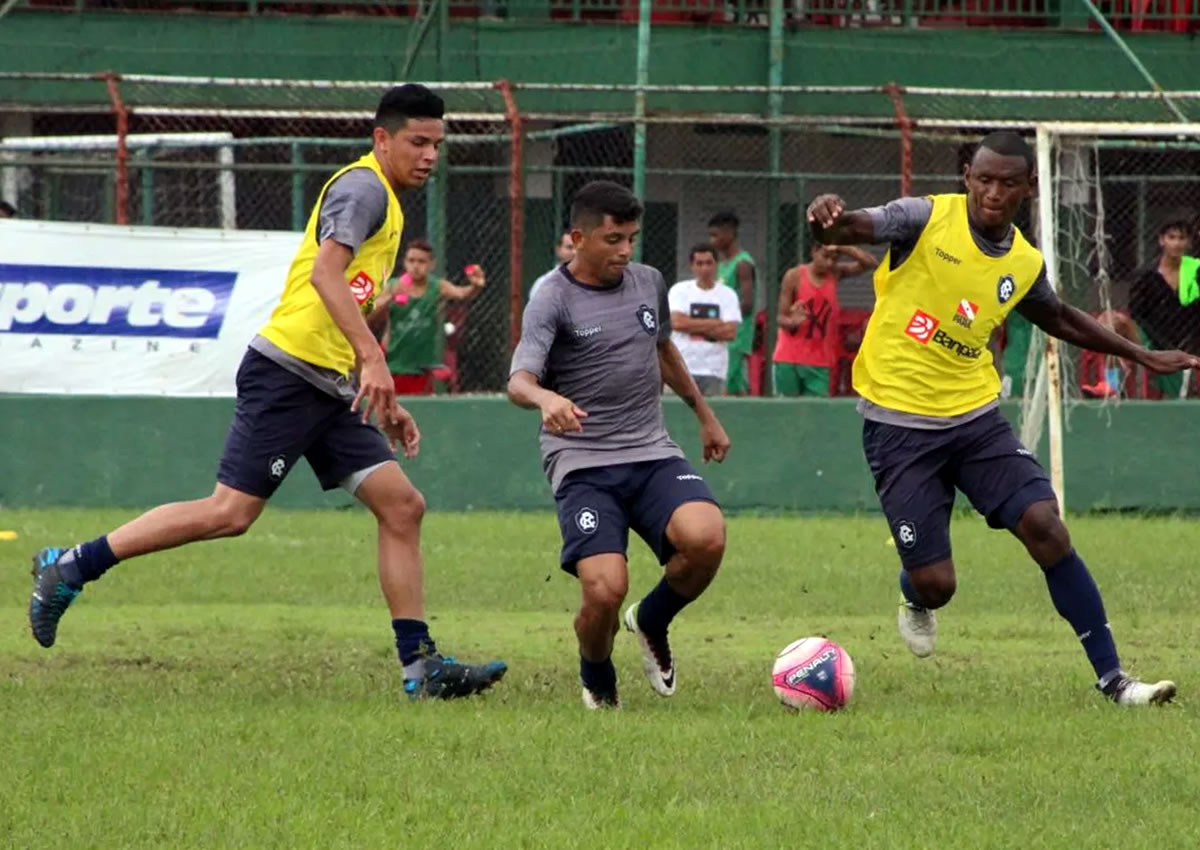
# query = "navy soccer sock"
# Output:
<box><xmin>1043</xmin><ymin>550</ymin><xmax>1121</xmax><ymax>683</ymax></box>
<box><xmin>56</xmin><ymin>536</ymin><xmax>119</xmax><ymax>589</ymax></box>
<box><xmin>899</xmin><ymin>569</ymin><xmax>926</xmax><ymax>609</ymax></box>
<box><xmin>635</xmin><ymin>578</ymin><xmax>692</xmax><ymax>637</ymax></box>
<box><xmin>580</xmin><ymin>655</ymin><xmax>617</xmax><ymax>695</ymax></box>
<box><xmin>392</xmin><ymin>618</ymin><xmax>439</xmax><ymax>680</ymax></box>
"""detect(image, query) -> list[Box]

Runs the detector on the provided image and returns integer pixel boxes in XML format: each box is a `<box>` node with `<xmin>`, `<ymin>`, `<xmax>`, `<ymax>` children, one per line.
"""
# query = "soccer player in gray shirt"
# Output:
<box><xmin>508</xmin><ymin>181</ymin><xmax>732</xmax><ymax>709</ymax></box>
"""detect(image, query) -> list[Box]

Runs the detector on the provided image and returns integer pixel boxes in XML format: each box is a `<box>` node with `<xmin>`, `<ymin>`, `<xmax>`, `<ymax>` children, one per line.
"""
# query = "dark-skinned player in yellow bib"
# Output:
<box><xmin>27</xmin><ymin>84</ymin><xmax>506</xmax><ymax>701</ymax></box>
<box><xmin>808</xmin><ymin>131</ymin><xmax>1200</xmax><ymax>707</ymax></box>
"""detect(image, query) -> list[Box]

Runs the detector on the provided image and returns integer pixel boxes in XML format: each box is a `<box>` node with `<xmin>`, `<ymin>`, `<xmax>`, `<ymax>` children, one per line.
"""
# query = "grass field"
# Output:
<box><xmin>2</xmin><ymin>508</ymin><xmax>1199</xmax><ymax>849</ymax></box>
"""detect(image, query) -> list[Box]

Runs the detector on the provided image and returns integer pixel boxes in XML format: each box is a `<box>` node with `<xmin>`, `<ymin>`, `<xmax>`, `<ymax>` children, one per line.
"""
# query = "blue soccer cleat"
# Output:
<box><xmin>403</xmin><ymin>655</ymin><xmax>507</xmax><ymax>701</ymax></box>
<box><xmin>29</xmin><ymin>547</ymin><xmax>81</xmax><ymax>648</ymax></box>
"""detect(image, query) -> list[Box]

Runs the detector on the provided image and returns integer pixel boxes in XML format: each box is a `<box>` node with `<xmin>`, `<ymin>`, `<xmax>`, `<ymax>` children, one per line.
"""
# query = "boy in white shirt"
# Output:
<box><xmin>668</xmin><ymin>244</ymin><xmax>743</xmax><ymax>396</ymax></box>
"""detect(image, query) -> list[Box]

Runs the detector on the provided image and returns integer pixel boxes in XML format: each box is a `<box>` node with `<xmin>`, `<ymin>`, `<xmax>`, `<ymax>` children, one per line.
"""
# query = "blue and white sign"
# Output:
<box><xmin>0</xmin><ymin>219</ymin><xmax>300</xmax><ymax>396</ymax></box>
<box><xmin>0</xmin><ymin>264</ymin><xmax>236</xmax><ymax>338</ymax></box>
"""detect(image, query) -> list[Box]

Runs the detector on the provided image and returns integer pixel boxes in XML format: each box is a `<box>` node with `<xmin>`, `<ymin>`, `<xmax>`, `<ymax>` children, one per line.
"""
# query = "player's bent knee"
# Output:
<box><xmin>207</xmin><ymin>488</ymin><xmax>264</xmax><ymax>538</ymax></box>
<box><xmin>669</xmin><ymin>502</ymin><xmax>726</xmax><ymax>564</ymax></box>
<box><xmin>377</xmin><ymin>486</ymin><xmax>426</xmax><ymax>533</ymax></box>
<box><xmin>911</xmin><ymin>562</ymin><xmax>957</xmax><ymax>608</ymax></box>
<box><xmin>680</xmin><ymin>522</ymin><xmax>725</xmax><ymax>565</ymax></box>
<box><xmin>1018</xmin><ymin>500</ymin><xmax>1070</xmax><ymax>551</ymax></box>
<box><xmin>580</xmin><ymin>571</ymin><xmax>628</xmax><ymax>613</ymax></box>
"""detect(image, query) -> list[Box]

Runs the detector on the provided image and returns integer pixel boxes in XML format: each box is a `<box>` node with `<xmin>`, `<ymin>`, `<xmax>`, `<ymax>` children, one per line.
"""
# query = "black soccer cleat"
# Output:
<box><xmin>404</xmin><ymin>655</ymin><xmax>507</xmax><ymax>700</ymax></box>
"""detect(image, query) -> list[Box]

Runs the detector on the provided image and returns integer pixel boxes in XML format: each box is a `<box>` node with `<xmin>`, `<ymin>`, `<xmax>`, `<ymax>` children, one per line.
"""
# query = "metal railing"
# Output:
<box><xmin>9</xmin><ymin>0</ymin><xmax>1200</xmax><ymax>29</ymax></box>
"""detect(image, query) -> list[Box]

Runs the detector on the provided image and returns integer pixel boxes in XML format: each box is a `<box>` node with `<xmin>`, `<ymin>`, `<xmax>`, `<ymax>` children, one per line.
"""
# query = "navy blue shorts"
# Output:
<box><xmin>554</xmin><ymin>457</ymin><xmax>719</xmax><ymax>575</ymax></box>
<box><xmin>862</xmin><ymin>407</ymin><xmax>1056</xmax><ymax>570</ymax></box>
<box><xmin>217</xmin><ymin>348</ymin><xmax>395</xmax><ymax>499</ymax></box>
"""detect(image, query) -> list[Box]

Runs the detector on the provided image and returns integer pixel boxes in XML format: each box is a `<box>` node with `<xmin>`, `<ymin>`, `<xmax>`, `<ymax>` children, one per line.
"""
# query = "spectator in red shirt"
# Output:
<box><xmin>773</xmin><ymin>243</ymin><xmax>877</xmax><ymax>396</ymax></box>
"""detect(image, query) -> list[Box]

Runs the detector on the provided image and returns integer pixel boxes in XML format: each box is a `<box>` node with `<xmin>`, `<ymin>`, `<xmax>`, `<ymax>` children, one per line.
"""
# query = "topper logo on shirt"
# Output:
<box><xmin>904</xmin><ymin>309</ymin><xmax>939</xmax><ymax>344</ymax></box>
<box><xmin>636</xmin><ymin>304</ymin><xmax>657</xmax><ymax>335</ymax></box>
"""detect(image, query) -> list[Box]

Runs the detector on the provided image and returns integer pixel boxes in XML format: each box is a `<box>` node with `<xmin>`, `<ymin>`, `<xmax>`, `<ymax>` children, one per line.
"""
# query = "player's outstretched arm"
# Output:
<box><xmin>657</xmin><ymin>339</ymin><xmax>730</xmax><ymax>463</ymax></box>
<box><xmin>1017</xmin><ymin>295</ymin><xmax>1200</xmax><ymax>375</ymax></box>
<box><xmin>507</xmin><ymin>370</ymin><xmax>588</xmax><ymax>434</ymax></box>
<box><xmin>310</xmin><ymin>238</ymin><xmax>397</xmax><ymax>426</ymax></box>
<box><xmin>806</xmin><ymin>194</ymin><xmax>875</xmax><ymax>246</ymax></box>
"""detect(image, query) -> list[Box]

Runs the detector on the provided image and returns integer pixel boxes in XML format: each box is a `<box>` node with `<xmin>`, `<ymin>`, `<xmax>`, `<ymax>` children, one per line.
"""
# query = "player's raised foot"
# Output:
<box><xmin>1101</xmin><ymin>674</ymin><xmax>1177</xmax><ymax>707</ymax></box>
<box><xmin>623</xmin><ymin>601</ymin><xmax>675</xmax><ymax>697</ymax></box>
<box><xmin>403</xmin><ymin>655</ymin><xmax>507</xmax><ymax>701</ymax></box>
<box><xmin>897</xmin><ymin>596</ymin><xmax>937</xmax><ymax>658</ymax></box>
<box><xmin>29</xmin><ymin>547</ymin><xmax>81</xmax><ymax>649</ymax></box>
<box><xmin>582</xmin><ymin>685</ymin><xmax>620</xmax><ymax>710</ymax></box>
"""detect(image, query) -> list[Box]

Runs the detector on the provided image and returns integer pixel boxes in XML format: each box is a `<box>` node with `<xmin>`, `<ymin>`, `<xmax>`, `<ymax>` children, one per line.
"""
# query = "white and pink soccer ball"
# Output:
<box><xmin>771</xmin><ymin>637</ymin><xmax>855</xmax><ymax>712</ymax></box>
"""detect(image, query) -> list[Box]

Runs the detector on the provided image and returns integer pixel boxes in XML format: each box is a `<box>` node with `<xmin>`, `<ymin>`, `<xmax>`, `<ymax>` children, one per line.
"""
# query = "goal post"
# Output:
<box><xmin>1026</xmin><ymin>120</ymin><xmax>1200</xmax><ymax>511</ymax></box>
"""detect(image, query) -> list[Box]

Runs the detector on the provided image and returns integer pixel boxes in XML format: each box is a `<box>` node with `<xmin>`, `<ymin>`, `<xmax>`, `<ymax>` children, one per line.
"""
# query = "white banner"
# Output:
<box><xmin>0</xmin><ymin>219</ymin><xmax>301</xmax><ymax>396</ymax></box>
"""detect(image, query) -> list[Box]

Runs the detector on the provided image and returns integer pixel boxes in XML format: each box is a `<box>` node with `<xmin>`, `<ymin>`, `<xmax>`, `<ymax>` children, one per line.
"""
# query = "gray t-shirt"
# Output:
<box><xmin>510</xmin><ymin>262</ymin><xmax>683</xmax><ymax>492</ymax></box>
<box><xmin>252</xmin><ymin>167</ymin><xmax>389</xmax><ymax>396</ymax></box>
<box><xmin>857</xmin><ymin>196</ymin><xmax>1057</xmax><ymax>429</ymax></box>
<box><xmin>317</xmin><ymin>167</ymin><xmax>388</xmax><ymax>253</ymax></box>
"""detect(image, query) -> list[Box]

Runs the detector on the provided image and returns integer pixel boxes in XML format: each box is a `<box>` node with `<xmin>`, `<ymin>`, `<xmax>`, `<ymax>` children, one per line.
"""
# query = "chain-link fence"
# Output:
<box><xmin>5</xmin><ymin>73</ymin><xmax>1200</xmax><ymax>397</ymax></box>
<box><xmin>1046</xmin><ymin>131</ymin><xmax>1200</xmax><ymax>402</ymax></box>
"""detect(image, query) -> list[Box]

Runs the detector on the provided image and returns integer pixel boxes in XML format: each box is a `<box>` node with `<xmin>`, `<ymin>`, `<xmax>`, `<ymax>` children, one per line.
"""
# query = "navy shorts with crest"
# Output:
<box><xmin>862</xmin><ymin>407</ymin><xmax>1055</xmax><ymax>570</ymax></box>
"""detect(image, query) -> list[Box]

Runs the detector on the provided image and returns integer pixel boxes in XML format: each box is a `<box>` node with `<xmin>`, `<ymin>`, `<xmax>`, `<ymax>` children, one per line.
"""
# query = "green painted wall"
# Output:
<box><xmin>0</xmin><ymin>396</ymin><xmax>1194</xmax><ymax>513</ymax></box>
<box><xmin>3</xmin><ymin>13</ymin><xmax>1200</xmax><ymax>117</ymax></box>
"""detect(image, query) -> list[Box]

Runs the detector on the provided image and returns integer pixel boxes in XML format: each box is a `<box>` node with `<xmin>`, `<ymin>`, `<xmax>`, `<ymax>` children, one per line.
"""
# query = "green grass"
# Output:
<box><xmin>2</xmin><ymin>509</ymin><xmax>1199</xmax><ymax>849</ymax></box>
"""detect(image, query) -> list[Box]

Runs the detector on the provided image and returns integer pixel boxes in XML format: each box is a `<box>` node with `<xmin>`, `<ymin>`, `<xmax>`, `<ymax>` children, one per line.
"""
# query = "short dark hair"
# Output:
<box><xmin>689</xmin><ymin>243</ymin><xmax>717</xmax><ymax>263</ymax></box>
<box><xmin>1158</xmin><ymin>219</ymin><xmax>1189</xmax><ymax>238</ymax></box>
<box><xmin>406</xmin><ymin>238</ymin><xmax>434</xmax><ymax>256</ymax></box>
<box><xmin>707</xmin><ymin>210</ymin><xmax>739</xmax><ymax>231</ymax></box>
<box><xmin>0</xmin><ymin>200</ymin><xmax>15</xmax><ymax>217</ymax></box>
<box><xmin>569</xmin><ymin>180</ymin><xmax>643</xmax><ymax>230</ymax></box>
<box><xmin>976</xmin><ymin>131</ymin><xmax>1035</xmax><ymax>176</ymax></box>
<box><xmin>375</xmin><ymin>84</ymin><xmax>444</xmax><ymax>134</ymax></box>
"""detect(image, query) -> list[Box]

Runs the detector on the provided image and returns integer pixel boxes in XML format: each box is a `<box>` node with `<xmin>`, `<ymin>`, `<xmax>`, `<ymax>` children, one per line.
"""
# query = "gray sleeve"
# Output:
<box><xmin>656</xmin><ymin>269</ymin><xmax>672</xmax><ymax>339</ymax></box>
<box><xmin>864</xmin><ymin>197</ymin><xmax>934</xmax><ymax>245</ymax></box>
<box><xmin>1014</xmin><ymin>264</ymin><xmax>1059</xmax><ymax>314</ymax></box>
<box><xmin>510</xmin><ymin>287</ymin><xmax>561</xmax><ymax>380</ymax></box>
<box><xmin>317</xmin><ymin>168</ymin><xmax>388</xmax><ymax>253</ymax></box>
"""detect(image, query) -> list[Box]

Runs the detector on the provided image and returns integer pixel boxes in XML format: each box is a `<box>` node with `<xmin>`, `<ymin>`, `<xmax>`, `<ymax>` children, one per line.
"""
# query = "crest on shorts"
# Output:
<box><xmin>575</xmin><ymin>507</ymin><xmax>600</xmax><ymax>535</ymax></box>
<box><xmin>997</xmin><ymin>274</ymin><xmax>1016</xmax><ymax>304</ymax></box>
<box><xmin>895</xmin><ymin>519</ymin><xmax>917</xmax><ymax>550</ymax></box>
<box><xmin>636</xmin><ymin>304</ymin><xmax>658</xmax><ymax>335</ymax></box>
<box><xmin>268</xmin><ymin>454</ymin><xmax>288</xmax><ymax>482</ymax></box>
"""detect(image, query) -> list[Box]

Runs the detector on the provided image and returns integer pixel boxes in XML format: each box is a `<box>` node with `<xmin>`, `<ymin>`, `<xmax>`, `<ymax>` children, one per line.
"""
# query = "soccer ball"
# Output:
<box><xmin>771</xmin><ymin>637</ymin><xmax>855</xmax><ymax>712</ymax></box>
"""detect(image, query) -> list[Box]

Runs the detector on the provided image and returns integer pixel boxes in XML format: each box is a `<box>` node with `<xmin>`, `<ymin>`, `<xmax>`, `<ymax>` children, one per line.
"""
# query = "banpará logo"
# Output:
<box><xmin>931</xmin><ymin>328</ymin><xmax>982</xmax><ymax>359</ymax></box>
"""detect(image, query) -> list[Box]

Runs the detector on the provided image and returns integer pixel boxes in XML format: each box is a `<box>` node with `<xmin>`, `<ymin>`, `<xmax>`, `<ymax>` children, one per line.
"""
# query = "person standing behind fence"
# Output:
<box><xmin>529</xmin><ymin>230</ymin><xmax>576</xmax><ymax>302</ymax></box>
<box><xmin>26</xmin><ymin>84</ymin><xmax>507</xmax><ymax>701</ymax></box>
<box><xmin>370</xmin><ymin>239</ymin><xmax>485</xmax><ymax>395</ymax></box>
<box><xmin>708</xmin><ymin>211</ymin><xmax>757</xmax><ymax>395</ymax></box>
<box><xmin>667</xmin><ymin>244</ymin><xmax>742</xmax><ymax>397</ymax></box>
<box><xmin>773</xmin><ymin>244</ymin><xmax>877</xmax><ymax>397</ymax></box>
<box><xmin>1129</xmin><ymin>219</ymin><xmax>1199</xmax><ymax>398</ymax></box>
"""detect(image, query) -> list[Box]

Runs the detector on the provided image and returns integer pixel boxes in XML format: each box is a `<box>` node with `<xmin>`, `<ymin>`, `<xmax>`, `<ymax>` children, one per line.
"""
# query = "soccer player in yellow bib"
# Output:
<box><xmin>808</xmin><ymin>131</ymin><xmax>1200</xmax><ymax>706</ymax></box>
<box><xmin>27</xmin><ymin>84</ymin><xmax>507</xmax><ymax>701</ymax></box>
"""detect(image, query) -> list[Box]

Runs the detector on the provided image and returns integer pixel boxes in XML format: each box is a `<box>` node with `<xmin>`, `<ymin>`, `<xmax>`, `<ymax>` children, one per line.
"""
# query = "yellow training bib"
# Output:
<box><xmin>259</xmin><ymin>152</ymin><xmax>403</xmax><ymax>375</ymax></box>
<box><xmin>853</xmin><ymin>193</ymin><xmax>1043</xmax><ymax>417</ymax></box>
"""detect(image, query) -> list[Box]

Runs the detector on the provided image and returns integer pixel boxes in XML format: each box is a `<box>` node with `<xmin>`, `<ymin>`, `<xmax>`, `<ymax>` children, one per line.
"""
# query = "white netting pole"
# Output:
<box><xmin>1036</xmin><ymin>125</ymin><xmax>1066</xmax><ymax>510</ymax></box>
